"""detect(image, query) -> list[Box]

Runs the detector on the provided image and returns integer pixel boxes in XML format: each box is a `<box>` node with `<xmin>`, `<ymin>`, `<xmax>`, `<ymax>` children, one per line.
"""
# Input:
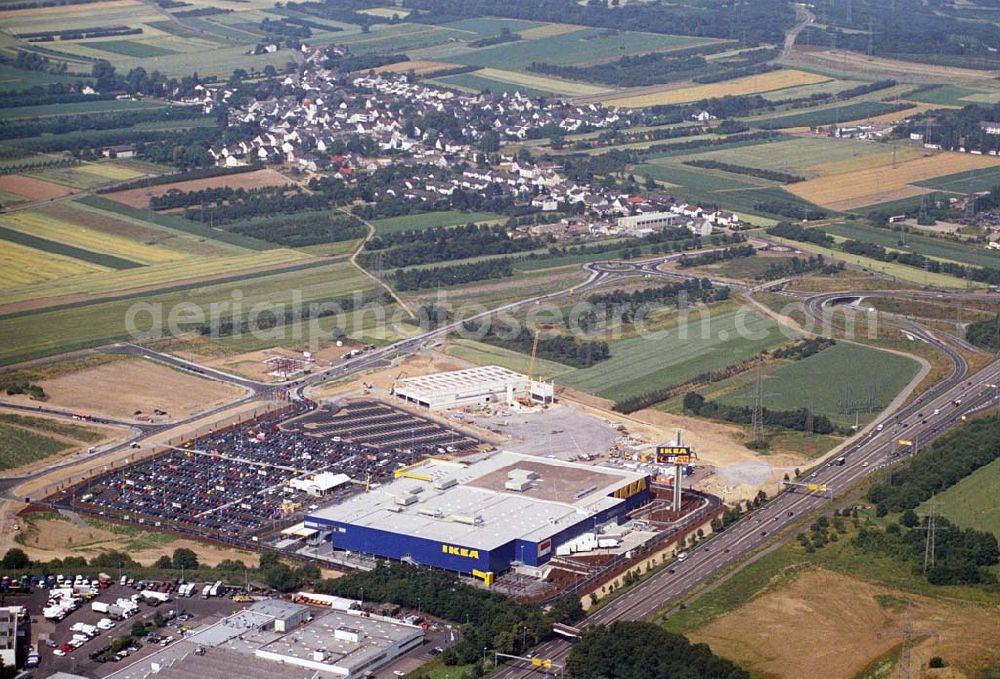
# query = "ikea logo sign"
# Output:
<box><xmin>613</xmin><ymin>477</ymin><xmax>648</xmax><ymax>499</ymax></box>
<box><xmin>442</xmin><ymin>544</ymin><xmax>480</xmax><ymax>559</ymax></box>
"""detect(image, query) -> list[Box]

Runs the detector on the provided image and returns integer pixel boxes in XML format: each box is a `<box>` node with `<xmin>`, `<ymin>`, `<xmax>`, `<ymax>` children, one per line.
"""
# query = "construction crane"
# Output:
<box><xmin>388</xmin><ymin>371</ymin><xmax>407</xmax><ymax>396</ymax></box>
<box><xmin>527</xmin><ymin>331</ymin><xmax>540</xmax><ymax>383</ymax></box>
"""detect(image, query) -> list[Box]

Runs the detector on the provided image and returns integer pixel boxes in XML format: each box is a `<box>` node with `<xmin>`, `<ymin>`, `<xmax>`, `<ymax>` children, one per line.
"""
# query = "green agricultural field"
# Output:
<box><xmin>440</xmin><ymin>17</ymin><xmax>547</xmax><ymax>37</ymax></box>
<box><xmin>635</xmin><ymin>160</ymin><xmax>826</xmax><ymax>219</ymax></box>
<box><xmin>715</xmin><ymin>342</ymin><xmax>919</xmax><ymax>426</ymax></box>
<box><xmin>0</xmin><ymin>260</ymin><xmax>375</xmax><ymax>364</ymax></box>
<box><xmin>758</xmin><ymin>79</ymin><xmax>867</xmax><ymax>102</ymax></box>
<box><xmin>0</xmin><ymin>412</ymin><xmax>103</xmax><ymax>443</ymax></box>
<box><xmin>336</xmin><ymin>23</ymin><xmax>467</xmax><ymax>54</ymax></box>
<box><xmin>682</xmin><ymin>136</ymin><xmax>889</xmax><ymax>179</ymax></box>
<box><xmin>0</xmin><ymin>422</ymin><xmax>71</xmax><ymax>471</ymax></box>
<box><xmin>0</xmin><ymin>63</ymin><xmax>87</xmax><ymax>89</ymax></box>
<box><xmin>444</xmin><ymin>339</ymin><xmax>575</xmax><ymax>381</ymax></box>
<box><xmin>0</xmin><ymin>99</ymin><xmax>166</xmax><ymax>120</ymax></box>
<box><xmin>26</xmin><ymin>163</ymin><xmax>146</xmax><ymax>190</ymax></box>
<box><xmin>432</xmin><ymin>72</ymin><xmax>554</xmax><ymax>98</ymax></box>
<box><xmin>922</xmin><ymin>456</ymin><xmax>1000</xmax><ymax>540</ymax></box>
<box><xmin>0</xmin><ymin>225</ymin><xmax>141</xmax><ymax>270</ymax></box>
<box><xmin>450</xmin><ymin>28</ymin><xmax>708</xmax><ymax>69</ymax></box>
<box><xmin>824</xmin><ymin>222</ymin><xmax>1000</xmax><ymax>269</ymax></box>
<box><xmin>371</xmin><ymin>210</ymin><xmax>505</xmax><ymax>235</ymax></box>
<box><xmin>86</xmin><ymin>40</ymin><xmax>178</xmax><ymax>57</ymax></box>
<box><xmin>907</xmin><ymin>84</ymin><xmax>1000</xmax><ymax>106</ymax></box>
<box><xmin>558</xmin><ymin>309</ymin><xmax>793</xmax><ymax>402</ymax></box>
<box><xmin>915</xmin><ymin>165</ymin><xmax>1000</xmax><ymax>193</ymax></box>
<box><xmin>751</xmin><ymin>102</ymin><xmax>906</xmax><ymax>129</ymax></box>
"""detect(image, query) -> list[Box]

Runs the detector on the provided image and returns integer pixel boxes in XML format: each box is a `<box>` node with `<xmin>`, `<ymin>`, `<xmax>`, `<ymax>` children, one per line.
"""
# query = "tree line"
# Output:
<box><xmin>678</xmin><ymin>244</ymin><xmax>756</xmax><ymax>268</ymax></box>
<box><xmin>463</xmin><ymin>320</ymin><xmax>611</xmax><ymax>368</ymax></box>
<box><xmin>683</xmin><ymin>391</ymin><xmax>841</xmax><ymax>436</ymax></box>
<box><xmin>359</xmin><ymin>223</ymin><xmax>546</xmax><ymax>268</ymax></box>
<box><xmin>225</xmin><ymin>211</ymin><xmax>367</xmax><ymax>248</ymax></box>
<box><xmin>755</xmin><ymin>255</ymin><xmax>844</xmax><ymax>281</ymax></box>
<box><xmin>684</xmin><ymin>159</ymin><xmax>804</xmax><ymax>184</ymax></box>
<box><xmin>391</xmin><ymin>258</ymin><xmax>514</xmax><ymax>290</ymax></box>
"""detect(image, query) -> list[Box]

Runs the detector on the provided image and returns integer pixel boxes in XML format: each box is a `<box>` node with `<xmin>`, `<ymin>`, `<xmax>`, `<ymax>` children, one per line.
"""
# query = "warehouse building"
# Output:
<box><xmin>393</xmin><ymin>365</ymin><xmax>554</xmax><ymax>410</ymax></box>
<box><xmin>616</xmin><ymin>211</ymin><xmax>678</xmax><ymax>232</ymax></box>
<box><xmin>303</xmin><ymin>452</ymin><xmax>652</xmax><ymax>579</ymax></box>
<box><xmin>248</xmin><ymin>600</ymin><xmax>311</xmax><ymax>633</ymax></box>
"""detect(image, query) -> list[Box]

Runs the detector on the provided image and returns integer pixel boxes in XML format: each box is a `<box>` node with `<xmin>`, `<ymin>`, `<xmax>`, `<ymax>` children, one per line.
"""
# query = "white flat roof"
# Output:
<box><xmin>307</xmin><ymin>451</ymin><xmax>646</xmax><ymax>551</ymax></box>
<box><xmin>396</xmin><ymin>365</ymin><xmax>528</xmax><ymax>399</ymax></box>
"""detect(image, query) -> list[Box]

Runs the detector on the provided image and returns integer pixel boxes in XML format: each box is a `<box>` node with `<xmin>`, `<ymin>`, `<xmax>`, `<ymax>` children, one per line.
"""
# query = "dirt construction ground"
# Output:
<box><xmin>691</xmin><ymin>569</ymin><xmax>1000</xmax><ymax>679</ymax></box>
<box><xmin>7</xmin><ymin>357</ymin><xmax>247</xmax><ymax>423</ymax></box>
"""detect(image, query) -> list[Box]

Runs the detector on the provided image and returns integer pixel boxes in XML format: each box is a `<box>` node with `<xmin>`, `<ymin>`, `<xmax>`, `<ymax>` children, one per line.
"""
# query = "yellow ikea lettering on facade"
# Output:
<box><xmin>442</xmin><ymin>544</ymin><xmax>480</xmax><ymax>559</ymax></box>
<box><xmin>613</xmin><ymin>477</ymin><xmax>647</xmax><ymax>499</ymax></box>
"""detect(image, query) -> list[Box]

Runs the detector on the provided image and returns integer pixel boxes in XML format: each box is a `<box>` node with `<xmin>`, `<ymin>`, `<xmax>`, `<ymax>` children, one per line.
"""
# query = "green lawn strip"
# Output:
<box><xmin>0</xmin><ymin>224</ymin><xmax>143</xmax><ymax>270</ymax></box>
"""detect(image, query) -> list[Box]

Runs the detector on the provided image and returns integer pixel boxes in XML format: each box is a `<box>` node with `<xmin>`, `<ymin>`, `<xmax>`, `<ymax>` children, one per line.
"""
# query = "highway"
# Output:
<box><xmin>493</xmin><ymin>294</ymin><xmax>998</xmax><ymax>678</ymax></box>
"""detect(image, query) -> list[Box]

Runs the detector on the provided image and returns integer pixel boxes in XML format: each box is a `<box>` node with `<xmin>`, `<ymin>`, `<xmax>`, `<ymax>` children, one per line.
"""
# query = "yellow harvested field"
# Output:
<box><xmin>602</xmin><ymin>70</ymin><xmax>831</xmax><ymax>108</ymax></box>
<box><xmin>0</xmin><ymin>241</ymin><xmax>107</xmax><ymax>288</ymax></box>
<box><xmin>375</xmin><ymin>60</ymin><xmax>458</xmax><ymax>75</ymax></box>
<box><xmin>76</xmin><ymin>162</ymin><xmax>147</xmax><ymax>181</ymax></box>
<box><xmin>0</xmin><ymin>212</ymin><xmax>185</xmax><ymax>265</ymax></box>
<box><xmin>22</xmin><ymin>357</ymin><xmax>246</xmax><ymax>422</ymax></box>
<box><xmin>788</xmin><ymin>151</ymin><xmax>1000</xmax><ymax>211</ymax></box>
<box><xmin>803</xmin><ymin>144</ymin><xmax>927</xmax><ymax>177</ymax></box>
<box><xmin>477</xmin><ymin>67</ymin><xmax>609</xmax><ymax>96</ymax></box>
<box><xmin>357</xmin><ymin>6</ymin><xmax>410</xmax><ymax>18</ymax></box>
<box><xmin>691</xmin><ymin>569</ymin><xmax>1000</xmax><ymax>679</ymax></box>
<box><xmin>0</xmin><ymin>248</ymin><xmax>311</xmax><ymax>308</ymax></box>
<box><xmin>519</xmin><ymin>24</ymin><xmax>585</xmax><ymax>39</ymax></box>
<box><xmin>106</xmin><ymin>169</ymin><xmax>291</xmax><ymax>208</ymax></box>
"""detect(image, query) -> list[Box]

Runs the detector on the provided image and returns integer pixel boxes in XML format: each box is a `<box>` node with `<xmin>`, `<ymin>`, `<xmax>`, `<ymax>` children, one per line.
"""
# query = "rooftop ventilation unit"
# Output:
<box><xmin>395</xmin><ymin>494</ymin><xmax>418</xmax><ymax>506</ymax></box>
<box><xmin>505</xmin><ymin>479</ymin><xmax>532</xmax><ymax>492</ymax></box>
<box><xmin>433</xmin><ymin>477</ymin><xmax>457</xmax><ymax>490</ymax></box>
<box><xmin>451</xmin><ymin>514</ymin><xmax>484</xmax><ymax>526</ymax></box>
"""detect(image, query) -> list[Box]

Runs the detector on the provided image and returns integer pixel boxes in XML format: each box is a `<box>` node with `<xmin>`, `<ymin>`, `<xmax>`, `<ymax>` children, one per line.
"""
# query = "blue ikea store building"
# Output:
<box><xmin>303</xmin><ymin>452</ymin><xmax>653</xmax><ymax>577</ymax></box>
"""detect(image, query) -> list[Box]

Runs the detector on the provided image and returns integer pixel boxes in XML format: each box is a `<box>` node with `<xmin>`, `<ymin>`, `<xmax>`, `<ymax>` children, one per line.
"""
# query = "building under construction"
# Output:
<box><xmin>303</xmin><ymin>451</ymin><xmax>652</xmax><ymax>581</ymax></box>
<box><xmin>393</xmin><ymin>366</ymin><xmax>554</xmax><ymax>410</ymax></box>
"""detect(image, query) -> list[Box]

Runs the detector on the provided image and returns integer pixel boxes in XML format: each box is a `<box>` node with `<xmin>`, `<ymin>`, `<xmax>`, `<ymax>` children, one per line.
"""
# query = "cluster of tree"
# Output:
<box><xmin>0</xmin><ymin>0</ymin><xmax>107</xmax><ymax>10</ymax></box>
<box><xmin>0</xmin><ymin>156</ymin><xmax>80</xmax><ymax>176</ymax></box>
<box><xmin>766</xmin><ymin>222</ymin><xmax>835</xmax><ymax>246</ymax></box>
<box><xmin>6</xmin><ymin>50</ymin><xmax>71</xmax><ymax>74</ymax></box>
<box><xmin>692</xmin><ymin>62</ymin><xmax>781</xmax><ymax>84</ymax></box>
<box><xmin>684</xmin><ymin>159</ymin><xmax>804</xmax><ymax>184</ymax></box>
<box><xmin>225</xmin><ymin>211</ymin><xmax>367</xmax><ymax>247</ymax></box>
<box><xmin>711</xmin><ymin>492</ymin><xmax>768</xmax><ymax>534</ymax></box>
<box><xmin>415</xmin><ymin>303</ymin><xmax>450</xmax><ymax>330</ymax></box>
<box><xmin>800</xmin><ymin>0</ymin><xmax>1000</xmax><ymax>69</ymax></box>
<box><xmin>614</xmin><ymin>355</ymin><xmax>759</xmax><ymax>414</ymax></box>
<box><xmin>756</xmin><ymin>200</ymin><xmax>828</xmax><ymax>220</ymax></box>
<box><xmin>0</xmin><ymin>84</ymin><xmax>112</xmax><ymax>108</ymax></box>
<box><xmin>586</xmin><ymin>278</ymin><xmax>727</xmax><ymax>325</ymax></box>
<box><xmin>392</xmin><ymin>258</ymin><xmax>513</xmax><ymax>291</ymax></box>
<box><xmin>314</xmin><ymin>562</ymin><xmax>582</xmax><ymax>667</ymax></box>
<box><xmin>260</xmin><ymin>17</ymin><xmax>312</xmax><ymax>39</ymax></box>
<box><xmin>683</xmin><ymin>391</ymin><xmax>841</xmax><ymax>435</ymax></box>
<box><xmin>868</xmin><ymin>418</ymin><xmax>1000</xmax><ymax>515</ymax></box>
<box><xmin>0</xmin><ymin>373</ymin><xmax>45</xmax><ymax>400</ymax></box>
<box><xmin>468</xmin><ymin>27</ymin><xmax>520</xmax><ymax>48</ymax></box>
<box><xmin>853</xmin><ymin>517</ymin><xmax>998</xmax><ymax>586</ymax></box>
<box><xmin>897</xmin><ymin>103</ymin><xmax>1000</xmax><ymax>154</ymax></box>
<box><xmin>173</xmin><ymin>6</ymin><xmax>229</xmax><ymax>16</ymax></box>
<box><xmin>755</xmin><ymin>255</ymin><xmax>844</xmax><ymax>281</ymax></box>
<box><xmin>192</xmin><ymin>291</ymin><xmax>387</xmax><ymax>337</ymax></box>
<box><xmin>19</xmin><ymin>24</ymin><xmax>140</xmax><ymax>41</ymax></box>
<box><xmin>0</xmin><ymin>106</ymin><xmax>208</xmax><ymax>142</ymax></box>
<box><xmin>322</xmin><ymin>51</ymin><xmax>407</xmax><ymax>72</ymax></box>
<box><xmin>365</xmin><ymin>223</ymin><xmax>542</xmax><ymax>258</ymax></box>
<box><xmin>966</xmin><ymin>313</ymin><xmax>999</xmax><ymax>351</ymax></box>
<box><xmin>639</xmin><ymin>131</ymin><xmax>781</xmax><ymax>157</ymax></box>
<box><xmin>972</xmin><ymin>185</ymin><xmax>1000</xmax><ymax>214</ymax></box>
<box><xmin>678</xmin><ymin>244</ymin><xmax>757</xmax><ymax>268</ymax></box>
<box><xmin>528</xmin><ymin>44</ymin><xmax>732</xmax><ymax>87</ymax></box>
<box><xmin>566</xmin><ymin>621</ymin><xmax>749</xmax><ymax>679</ymax></box>
<box><xmin>797</xmin><ymin>513</ymin><xmax>848</xmax><ymax>552</ymax></box>
<box><xmin>175</xmin><ymin>187</ymin><xmax>338</xmax><ymax>224</ymax></box>
<box><xmin>404</xmin><ymin>0</ymin><xmax>796</xmax><ymax>44</ymax></box>
<box><xmin>572</xmin><ymin>123</ymin><xmax>715</xmax><ymax>152</ymax></box>
<box><xmin>771</xmin><ymin>337</ymin><xmax>836</xmax><ymax>360</ymax></box>
<box><xmin>464</xmin><ymin>321</ymin><xmax>611</xmax><ymax>368</ymax></box>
